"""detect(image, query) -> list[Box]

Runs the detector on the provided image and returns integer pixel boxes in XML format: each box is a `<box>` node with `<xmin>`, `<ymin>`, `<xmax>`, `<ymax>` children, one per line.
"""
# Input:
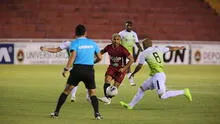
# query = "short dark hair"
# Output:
<box><xmin>75</xmin><ymin>24</ymin><xmax>86</xmax><ymax>36</ymax></box>
<box><xmin>125</xmin><ymin>20</ymin><xmax>132</xmax><ymax>25</ymax></box>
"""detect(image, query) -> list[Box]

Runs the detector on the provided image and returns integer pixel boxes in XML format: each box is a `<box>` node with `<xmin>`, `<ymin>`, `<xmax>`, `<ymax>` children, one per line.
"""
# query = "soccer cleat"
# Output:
<box><xmin>70</xmin><ymin>97</ymin><xmax>76</xmax><ymax>102</ymax></box>
<box><xmin>184</xmin><ymin>88</ymin><xmax>192</xmax><ymax>102</ymax></box>
<box><xmin>129</xmin><ymin>77</ymin><xmax>136</xmax><ymax>86</ymax></box>
<box><xmin>120</xmin><ymin>101</ymin><xmax>133</xmax><ymax>110</ymax></box>
<box><xmin>97</xmin><ymin>97</ymin><xmax>111</xmax><ymax>104</ymax></box>
<box><xmin>94</xmin><ymin>112</ymin><xmax>103</xmax><ymax>120</ymax></box>
<box><xmin>127</xmin><ymin>73</ymin><xmax>136</xmax><ymax>86</ymax></box>
<box><xmin>130</xmin><ymin>82</ymin><xmax>136</xmax><ymax>86</ymax></box>
<box><xmin>50</xmin><ymin>112</ymin><xmax>59</xmax><ymax>118</ymax></box>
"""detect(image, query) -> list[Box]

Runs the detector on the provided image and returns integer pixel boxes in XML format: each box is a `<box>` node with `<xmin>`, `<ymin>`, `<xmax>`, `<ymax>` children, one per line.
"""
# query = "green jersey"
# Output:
<box><xmin>138</xmin><ymin>46</ymin><xmax>169</xmax><ymax>76</ymax></box>
<box><xmin>119</xmin><ymin>30</ymin><xmax>139</xmax><ymax>54</ymax></box>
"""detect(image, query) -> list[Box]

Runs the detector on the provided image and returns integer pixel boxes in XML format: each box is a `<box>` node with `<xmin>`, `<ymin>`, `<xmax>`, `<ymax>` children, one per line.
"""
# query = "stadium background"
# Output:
<box><xmin>0</xmin><ymin>0</ymin><xmax>219</xmax><ymax>40</ymax></box>
<box><xmin>0</xmin><ymin>0</ymin><xmax>220</xmax><ymax>124</ymax></box>
<box><xmin>0</xmin><ymin>0</ymin><xmax>220</xmax><ymax>65</ymax></box>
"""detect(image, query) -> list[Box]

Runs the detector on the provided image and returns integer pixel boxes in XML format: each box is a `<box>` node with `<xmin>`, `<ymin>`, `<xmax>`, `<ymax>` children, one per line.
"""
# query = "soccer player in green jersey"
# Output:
<box><xmin>119</xmin><ymin>20</ymin><xmax>143</xmax><ymax>86</ymax></box>
<box><xmin>120</xmin><ymin>38</ymin><xmax>192</xmax><ymax>110</ymax></box>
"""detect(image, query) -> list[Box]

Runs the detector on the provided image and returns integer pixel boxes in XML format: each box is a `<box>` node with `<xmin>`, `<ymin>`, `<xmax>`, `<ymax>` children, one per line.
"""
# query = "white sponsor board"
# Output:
<box><xmin>154</xmin><ymin>43</ymin><xmax>190</xmax><ymax>65</ymax></box>
<box><xmin>1</xmin><ymin>41</ymin><xmax>190</xmax><ymax>65</ymax></box>
<box><xmin>12</xmin><ymin>41</ymin><xmax>110</xmax><ymax>65</ymax></box>
<box><xmin>191</xmin><ymin>44</ymin><xmax>220</xmax><ymax>65</ymax></box>
<box><xmin>14</xmin><ymin>42</ymin><xmax>68</xmax><ymax>64</ymax></box>
<box><xmin>0</xmin><ymin>39</ymin><xmax>219</xmax><ymax>65</ymax></box>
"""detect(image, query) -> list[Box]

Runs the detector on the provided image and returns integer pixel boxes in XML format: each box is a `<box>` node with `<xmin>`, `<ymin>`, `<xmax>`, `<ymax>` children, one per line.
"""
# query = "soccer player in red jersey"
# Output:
<box><xmin>97</xmin><ymin>33</ymin><xmax>134</xmax><ymax>104</ymax></box>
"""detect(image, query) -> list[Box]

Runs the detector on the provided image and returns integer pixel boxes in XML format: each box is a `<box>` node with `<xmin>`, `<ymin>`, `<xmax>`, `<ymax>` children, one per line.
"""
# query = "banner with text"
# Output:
<box><xmin>154</xmin><ymin>43</ymin><xmax>190</xmax><ymax>65</ymax></box>
<box><xmin>191</xmin><ymin>44</ymin><xmax>220</xmax><ymax>65</ymax></box>
<box><xmin>0</xmin><ymin>40</ymin><xmax>219</xmax><ymax>65</ymax></box>
<box><xmin>14</xmin><ymin>42</ymin><xmax>68</xmax><ymax>64</ymax></box>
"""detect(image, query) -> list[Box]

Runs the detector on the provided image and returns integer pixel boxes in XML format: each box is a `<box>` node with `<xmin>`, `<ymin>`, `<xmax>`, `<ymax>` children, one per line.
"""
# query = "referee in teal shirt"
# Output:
<box><xmin>50</xmin><ymin>24</ymin><xmax>103</xmax><ymax>120</ymax></box>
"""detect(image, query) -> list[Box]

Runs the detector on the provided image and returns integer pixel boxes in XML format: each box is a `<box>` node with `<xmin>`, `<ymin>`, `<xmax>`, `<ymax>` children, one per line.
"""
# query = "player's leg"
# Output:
<box><xmin>103</xmin><ymin>67</ymin><xmax>115</xmax><ymax>97</ymax></box>
<box><xmin>127</xmin><ymin>66</ymin><xmax>136</xmax><ymax>86</ymax></box>
<box><xmin>99</xmin><ymin>69</ymin><xmax>126</xmax><ymax>104</ymax></box>
<box><xmin>98</xmin><ymin>66</ymin><xmax>116</xmax><ymax>104</ymax></box>
<box><xmin>83</xmin><ymin>69</ymin><xmax>102</xmax><ymax>120</ymax></box>
<box><xmin>160</xmin><ymin>88</ymin><xmax>192</xmax><ymax>101</ymax></box>
<box><xmin>50</xmin><ymin>84</ymin><xmax>75</xmax><ymax>118</ymax></box>
<box><xmin>98</xmin><ymin>75</ymin><xmax>113</xmax><ymax>104</ymax></box>
<box><xmin>50</xmin><ymin>69</ymin><xmax>80</xmax><ymax>118</ymax></box>
<box><xmin>104</xmin><ymin>75</ymin><xmax>113</xmax><ymax>97</ymax></box>
<box><xmin>127</xmin><ymin>47</ymin><xmax>140</xmax><ymax>86</ymax></box>
<box><xmin>155</xmin><ymin>73</ymin><xmax>192</xmax><ymax>101</ymax></box>
<box><xmin>86</xmin><ymin>89</ymin><xmax>91</xmax><ymax>103</ymax></box>
<box><xmin>103</xmin><ymin>81</ymin><xmax>121</xmax><ymax>104</ymax></box>
<box><xmin>70</xmin><ymin>86</ymin><xmax>78</xmax><ymax>102</ymax></box>
<box><xmin>160</xmin><ymin>89</ymin><xmax>185</xmax><ymax>99</ymax></box>
<box><xmin>129</xmin><ymin>78</ymin><xmax>153</xmax><ymax>107</ymax></box>
<box><xmin>88</xmin><ymin>88</ymin><xmax>102</xmax><ymax>119</ymax></box>
<box><xmin>111</xmin><ymin>70</ymin><xmax>126</xmax><ymax>98</ymax></box>
<box><xmin>120</xmin><ymin>77</ymin><xmax>153</xmax><ymax>109</ymax></box>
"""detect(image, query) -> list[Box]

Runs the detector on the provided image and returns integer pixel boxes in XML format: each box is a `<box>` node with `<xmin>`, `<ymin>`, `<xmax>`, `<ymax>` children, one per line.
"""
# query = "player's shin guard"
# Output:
<box><xmin>90</xmin><ymin>96</ymin><xmax>99</xmax><ymax>114</ymax></box>
<box><xmin>55</xmin><ymin>92</ymin><xmax>68</xmax><ymax>113</ymax></box>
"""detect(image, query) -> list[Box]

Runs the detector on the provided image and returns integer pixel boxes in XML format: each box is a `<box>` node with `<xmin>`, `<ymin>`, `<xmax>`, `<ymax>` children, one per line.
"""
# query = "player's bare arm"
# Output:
<box><xmin>167</xmin><ymin>46</ymin><xmax>185</xmax><ymax>51</ymax></box>
<box><xmin>94</xmin><ymin>49</ymin><xmax>105</xmax><ymax>64</ymax></box>
<box><xmin>40</xmin><ymin>46</ymin><xmax>62</xmax><ymax>53</ymax></box>
<box><xmin>119</xmin><ymin>54</ymin><xmax>134</xmax><ymax>73</ymax></box>
<box><xmin>129</xmin><ymin>63</ymin><xmax>143</xmax><ymax>79</ymax></box>
<box><xmin>135</xmin><ymin>42</ymin><xmax>143</xmax><ymax>51</ymax></box>
<box><xmin>100</xmin><ymin>49</ymin><xmax>105</xmax><ymax>55</ymax></box>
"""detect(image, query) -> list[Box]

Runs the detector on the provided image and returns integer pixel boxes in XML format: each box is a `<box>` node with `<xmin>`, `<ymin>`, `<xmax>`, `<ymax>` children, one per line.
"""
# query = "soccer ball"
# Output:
<box><xmin>106</xmin><ymin>86</ymin><xmax>118</xmax><ymax>97</ymax></box>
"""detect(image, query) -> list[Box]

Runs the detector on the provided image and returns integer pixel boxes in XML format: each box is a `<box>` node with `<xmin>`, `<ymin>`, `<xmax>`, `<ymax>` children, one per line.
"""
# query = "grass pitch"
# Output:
<box><xmin>0</xmin><ymin>65</ymin><xmax>220</xmax><ymax>124</ymax></box>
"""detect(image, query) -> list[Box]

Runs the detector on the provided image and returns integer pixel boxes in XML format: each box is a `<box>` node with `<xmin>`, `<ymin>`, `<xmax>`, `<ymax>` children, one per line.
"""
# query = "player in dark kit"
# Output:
<box><xmin>50</xmin><ymin>24</ymin><xmax>103</xmax><ymax>120</ymax></box>
<box><xmin>97</xmin><ymin>33</ymin><xmax>134</xmax><ymax>104</ymax></box>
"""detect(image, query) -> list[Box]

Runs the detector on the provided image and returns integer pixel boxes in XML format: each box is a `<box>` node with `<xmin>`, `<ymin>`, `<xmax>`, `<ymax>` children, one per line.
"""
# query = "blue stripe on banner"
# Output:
<box><xmin>0</xmin><ymin>44</ymin><xmax>14</xmax><ymax>64</ymax></box>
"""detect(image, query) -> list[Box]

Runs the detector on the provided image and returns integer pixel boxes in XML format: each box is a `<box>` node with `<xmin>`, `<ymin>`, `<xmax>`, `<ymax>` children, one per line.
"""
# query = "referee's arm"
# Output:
<box><xmin>65</xmin><ymin>50</ymin><xmax>76</xmax><ymax>69</ymax></box>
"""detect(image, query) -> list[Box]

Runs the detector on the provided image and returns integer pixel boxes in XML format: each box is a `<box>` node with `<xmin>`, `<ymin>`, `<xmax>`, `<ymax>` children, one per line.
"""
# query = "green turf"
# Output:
<box><xmin>0</xmin><ymin>65</ymin><xmax>220</xmax><ymax>124</ymax></box>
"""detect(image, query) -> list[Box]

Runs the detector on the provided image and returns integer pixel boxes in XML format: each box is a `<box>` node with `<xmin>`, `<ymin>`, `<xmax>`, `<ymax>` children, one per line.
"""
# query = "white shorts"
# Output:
<box><xmin>141</xmin><ymin>72</ymin><xmax>166</xmax><ymax>95</ymax></box>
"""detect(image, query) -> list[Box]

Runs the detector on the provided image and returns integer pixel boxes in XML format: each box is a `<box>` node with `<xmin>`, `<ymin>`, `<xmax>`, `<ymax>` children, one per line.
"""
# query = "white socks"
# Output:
<box><xmin>128</xmin><ymin>89</ymin><xmax>185</xmax><ymax>108</ymax></box>
<box><xmin>71</xmin><ymin>86</ymin><xmax>90</xmax><ymax>101</ymax></box>
<box><xmin>160</xmin><ymin>90</ymin><xmax>184</xmax><ymax>99</ymax></box>
<box><xmin>127</xmin><ymin>73</ymin><xmax>132</xmax><ymax>78</ymax></box>
<box><xmin>71</xmin><ymin>86</ymin><xmax>78</xmax><ymax>98</ymax></box>
<box><xmin>129</xmin><ymin>88</ymin><xmax>145</xmax><ymax>107</ymax></box>
<box><xmin>86</xmin><ymin>89</ymin><xmax>90</xmax><ymax>100</ymax></box>
<box><xmin>127</xmin><ymin>73</ymin><xmax>134</xmax><ymax>84</ymax></box>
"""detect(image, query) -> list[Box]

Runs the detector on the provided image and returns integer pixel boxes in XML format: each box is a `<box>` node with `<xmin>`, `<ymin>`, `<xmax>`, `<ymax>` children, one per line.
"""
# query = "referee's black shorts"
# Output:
<box><xmin>67</xmin><ymin>64</ymin><xmax>96</xmax><ymax>89</ymax></box>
